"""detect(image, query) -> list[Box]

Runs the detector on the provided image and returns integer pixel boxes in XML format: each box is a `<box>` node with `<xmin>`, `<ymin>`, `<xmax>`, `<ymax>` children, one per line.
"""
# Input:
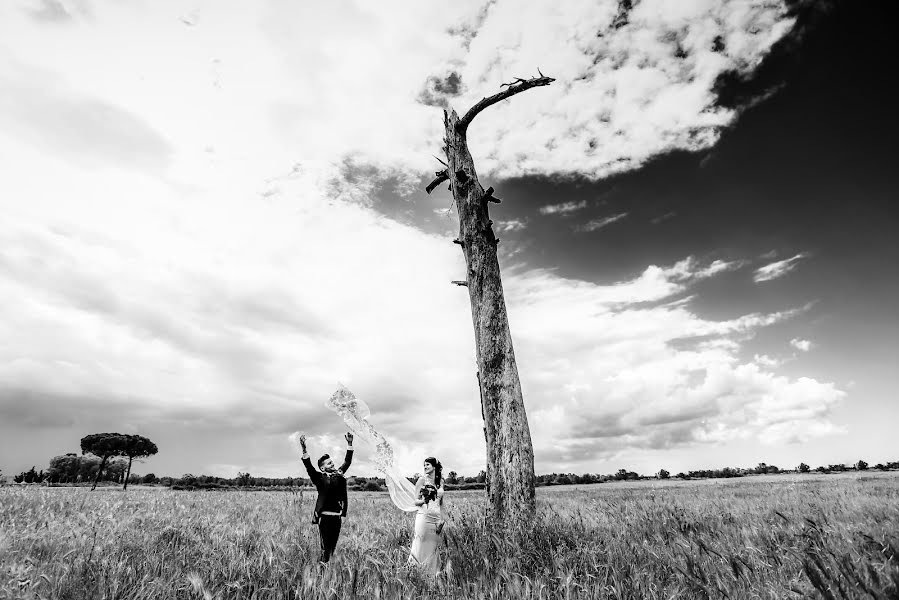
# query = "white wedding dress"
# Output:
<box><xmin>408</xmin><ymin>475</ymin><xmax>444</xmax><ymax>574</ymax></box>
<box><xmin>323</xmin><ymin>385</ymin><xmax>445</xmax><ymax>574</ymax></box>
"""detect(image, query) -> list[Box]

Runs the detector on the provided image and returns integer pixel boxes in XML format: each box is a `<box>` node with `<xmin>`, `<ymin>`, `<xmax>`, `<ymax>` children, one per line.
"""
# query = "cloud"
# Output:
<box><xmin>452</xmin><ymin>0</ymin><xmax>797</xmax><ymax>179</ymax></box>
<box><xmin>502</xmin><ymin>263</ymin><xmax>834</xmax><ymax>460</ymax></box>
<box><xmin>496</xmin><ymin>219</ymin><xmax>528</xmax><ymax>232</ymax></box>
<box><xmin>1</xmin><ymin>0</ymin><xmax>797</xmax><ymax>185</ymax></box>
<box><xmin>712</xmin><ymin>0</ymin><xmax>840</xmax><ymax>111</ymax></box>
<box><xmin>574</xmin><ymin>212</ymin><xmax>628</xmax><ymax>233</ymax></box>
<box><xmin>754</xmin><ymin>354</ymin><xmax>781</xmax><ymax>368</ymax></box>
<box><xmin>510</xmin><ymin>263</ymin><xmax>844</xmax><ymax>465</ymax></box>
<box><xmin>0</xmin><ymin>164</ymin><xmax>480</xmax><ymax>474</ymax></box>
<box><xmin>790</xmin><ymin>338</ymin><xmax>813</xmax><ymax>352</ymax></box>
<box><xmin>547</xmin><ymin>362</ymin><xmax>845</xmax><ymax>452</ymax></box>
<box><xmin>539</xmin><ymin>200</ymin><xmax>588</xmax><ymax>215</ymax></box>
<box><xmin>25</xmin><ymin>0</ymin><xmax>73</xmax><ymax>22</ymax></box>
<box><xmin>0</xmin><ymin>388</ymin><xmax>81</xmax><ymax>428</ymax></box>
<box><xmin>0</xmin><ymin>57</ymin><xmax>173</xmax><ymax>173</ymax></box>
<box><xmin>417</xmin><ymin>71</ymin><xmax>465</xmax><ymax>109</ymax></box>
<box><xmin>259</xmin><ymin>0</ymin><xmax>797</xmax><ymax>181</ymax></box>
<box><xmin>754</xmin><ymin>252</ymin><xmax>808</xmax><ymax>282</ymax></box>
<box><xmin>694</xmin><ymin>258</ymin><xmax>747</xmax><ymax>278</ymax></box>
<box><xmin>647</xmin><ymin>256</ymin><xmax>745</xmax><ymax>284</ymax></box>
<box><xmin>0</xmin><ymin>157</ymin><xmax>844</xmax><ymax>477</ymax></box>
<box><xmin>0</xmin><ymin>1</ymin><xmax>836</xmax><ymax>477</ymax></box>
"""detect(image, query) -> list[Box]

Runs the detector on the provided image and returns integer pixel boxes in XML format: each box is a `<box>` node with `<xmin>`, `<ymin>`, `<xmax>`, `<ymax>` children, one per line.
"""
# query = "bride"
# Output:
<box><xmin>323</xmin><ymin>386</ymin><xmax>448</xmax><ymax>574</ymax></box>
<box><xmin>408</xmin><ymin>457</ymin><xmax>445</xmax><ymax>573</ymax></box>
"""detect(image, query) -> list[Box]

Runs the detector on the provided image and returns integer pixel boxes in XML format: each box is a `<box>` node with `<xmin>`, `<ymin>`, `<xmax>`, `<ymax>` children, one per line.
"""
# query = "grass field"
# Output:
<box><xmin>2</xmin><ymin>472</ymin><xmax>898</xmax><ymax>599</ymax></box>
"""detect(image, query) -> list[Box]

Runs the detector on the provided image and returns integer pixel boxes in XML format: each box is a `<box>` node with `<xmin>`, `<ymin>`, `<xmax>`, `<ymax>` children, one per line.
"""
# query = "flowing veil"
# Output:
<box><xmin>323</xmin><ymin>385</ymin><xmax>419</xmax><ymax>512</ymax></box>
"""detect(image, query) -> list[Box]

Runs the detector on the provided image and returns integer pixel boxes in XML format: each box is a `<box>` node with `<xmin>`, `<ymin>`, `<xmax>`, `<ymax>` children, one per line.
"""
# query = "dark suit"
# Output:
<box><xmin>302</xmin><ymin>448</ymin><xmax>353</xmax><ymax>563</ymax></box>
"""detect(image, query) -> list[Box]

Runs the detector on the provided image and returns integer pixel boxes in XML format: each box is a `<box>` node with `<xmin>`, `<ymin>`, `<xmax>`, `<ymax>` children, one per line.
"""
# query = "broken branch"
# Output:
<box><xmin>425</xmin><ymin>170</ymin><xmax>449</xmax><ymax>194</ymax></box>
<box><xmin>451</xmin><ymin>280</ymin><xmax>469</xmax><ymax>287</ymax></box>
<box><xmin>458</xmin><ymin>72</ymin><xmax>555</xmax><ymax>134</ymax></box>
<box><xmin>484</xmin><ymin>187</ymin><xmax>502</xmax><ymax>203</ymax></box>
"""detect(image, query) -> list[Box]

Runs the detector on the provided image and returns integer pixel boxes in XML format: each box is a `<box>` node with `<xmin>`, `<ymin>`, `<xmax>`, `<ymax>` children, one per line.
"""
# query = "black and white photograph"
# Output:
<box><xmin>1</xmin><ymin>0</ymin><xmax>897</xmax><ymax>598</ymax></box>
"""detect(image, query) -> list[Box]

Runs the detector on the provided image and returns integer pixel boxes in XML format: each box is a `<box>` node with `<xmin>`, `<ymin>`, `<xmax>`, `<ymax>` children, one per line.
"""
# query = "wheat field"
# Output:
<box><xmin>2</xmin><ymin>473</ymin><xmax>897</xmax><ymax>599</ymax></box>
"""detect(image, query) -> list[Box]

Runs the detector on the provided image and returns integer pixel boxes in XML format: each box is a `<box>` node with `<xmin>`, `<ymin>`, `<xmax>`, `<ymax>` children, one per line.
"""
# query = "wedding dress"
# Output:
<box><xmin>408</xmin><ymin>475</ymin><xmax>444</xmax><ymax>574</ymax></box>
<box><xmin>324</xmin><ymin>385</ymin><xmax>444</xmax><ymax>574</ymax></box>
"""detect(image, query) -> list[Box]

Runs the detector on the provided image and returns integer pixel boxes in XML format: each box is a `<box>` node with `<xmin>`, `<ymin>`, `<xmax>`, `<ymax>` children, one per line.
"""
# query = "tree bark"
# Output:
<box><xmin>428</xmin><ymin>74</ymin><xmax>552</xmax><ymax>525</ymax></box>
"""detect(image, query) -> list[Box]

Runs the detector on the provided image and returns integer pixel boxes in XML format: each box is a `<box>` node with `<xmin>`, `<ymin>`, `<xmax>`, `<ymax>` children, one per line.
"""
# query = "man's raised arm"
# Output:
<box><xmin>338</xmin><ymin>432</ymin><xmax>354</xmax><ymax>473</ymax></box>
<box><xmin>298</xmin><ymin>434</ymin><xmax>321</xmax><ymax>484</ymax></box>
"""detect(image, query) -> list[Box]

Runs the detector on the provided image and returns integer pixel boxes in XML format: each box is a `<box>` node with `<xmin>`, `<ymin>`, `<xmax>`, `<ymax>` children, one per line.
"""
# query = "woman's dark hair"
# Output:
<box><xmin>425</xmin><ymin>457</ymin><xmax>442</xmax><ymax>487</ymax></box>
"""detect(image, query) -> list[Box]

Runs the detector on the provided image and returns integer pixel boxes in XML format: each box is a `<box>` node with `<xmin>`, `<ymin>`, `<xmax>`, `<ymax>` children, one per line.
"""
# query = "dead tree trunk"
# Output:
<box><xmin>426</xmin><ymin>72</ymin><xmax>554</xmax><ymax>525</ymax></box>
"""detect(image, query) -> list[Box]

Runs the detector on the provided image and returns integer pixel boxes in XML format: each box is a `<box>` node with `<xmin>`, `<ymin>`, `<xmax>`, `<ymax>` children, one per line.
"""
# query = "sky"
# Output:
<box><xmin>1</xmin><ymin>0</ymin><xmax>896</xmax><ymax>480</ymax></box>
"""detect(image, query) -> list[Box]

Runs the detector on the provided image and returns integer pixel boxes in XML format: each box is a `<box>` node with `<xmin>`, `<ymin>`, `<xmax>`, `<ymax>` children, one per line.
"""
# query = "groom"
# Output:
<box><xmin>299</xmin><ymin>432</ymin><xmax>354</xmax><ymax>564</ymax></box>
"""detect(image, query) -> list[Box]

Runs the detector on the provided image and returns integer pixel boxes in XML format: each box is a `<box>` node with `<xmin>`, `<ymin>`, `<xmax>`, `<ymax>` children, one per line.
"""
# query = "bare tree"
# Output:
<box><xmin>425</xmin><ymin>71</ymin><xmax>554</xmax><ymax>524</ymax></box>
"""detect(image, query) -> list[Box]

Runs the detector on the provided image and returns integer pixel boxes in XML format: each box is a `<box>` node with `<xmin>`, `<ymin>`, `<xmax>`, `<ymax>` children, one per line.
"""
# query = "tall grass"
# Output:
<box><xmin>1</xmin><ymin>474</ymin><xmax>897</xmax><ymax>598</ymax></box>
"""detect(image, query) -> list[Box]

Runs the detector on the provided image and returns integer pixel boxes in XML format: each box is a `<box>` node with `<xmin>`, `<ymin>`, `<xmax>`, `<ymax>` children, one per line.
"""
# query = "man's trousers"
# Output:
<box><xmin>318</xmin><ymin>515</ymin><xmax>342</xmax><ymax>563</ymax></box>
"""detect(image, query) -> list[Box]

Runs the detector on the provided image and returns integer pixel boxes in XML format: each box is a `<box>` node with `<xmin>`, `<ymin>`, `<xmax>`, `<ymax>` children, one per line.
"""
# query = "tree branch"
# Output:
<box><xmin>483</xmin><ymin>186</ymin><xmax>501</xmax><ymax>203</ymax></box>
<box><xmin>457</xmin><ymin>72</ymin><xmax>555</xmax><ymax>134</ymax></box>
<box><xmin>425</xmin><ymin>170</ymin><xmax>449</xmax><ymax>194</ymax></box>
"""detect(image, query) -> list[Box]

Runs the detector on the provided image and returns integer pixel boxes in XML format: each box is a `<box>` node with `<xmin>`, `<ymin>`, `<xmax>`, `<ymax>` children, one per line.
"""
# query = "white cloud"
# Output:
<box><xmin>574</xmin><ymin>212</ymin><xmax>628</xmax><ymax>233</ymax></box>
<box><xmin>0</xmin><ymin>54</ymin><xmax>174</xmax><ymax>173</ymax></box>
<box><xmin>0</xmin><ymin>163</ymin><xmax>845</xmax><ymax>476</ymax></box>
<box><xmin>754</xmin><ymin>253</ymin><xmax>808</xmax><ymax>282</ymax></box>
<box><xmin>0</xmin><ymin>1</ymin><xmax>838</xmax><ymax>478</ymax></box>
<box><xmin>496</xmin><ymin>219</ymin><xmax>528</xmax><ymax>232</ymax></box>
<box><xmin>0</xmin><ymin>0</ymin><xmax>796</xmax><ymax>186</ymax></box>
<box><xmin>694</xmin><ymin>258</ymin><xmax>746</xmax><ymax>278</ymax></box>
<box><xmin>539</xmin><ymin>200</ymin><xmax>588</xmax><ymax>215</ymax></box>
<box><xmin>754</xmin><ymin>354</ymin><xmax>781</xmax><ymax>368</ymax></box>
<box><xmin>790</xmin><ymin>338</ymin><xmax>813</xmax><ymax>352</ymax></box>
<box><xmin>0</xmin><ymin>166</ymin><xmax>480</xmax><ymax>473</ymax></box>
<box><xmin>651</xmin><ymin>256</ymin><xmax>746</xmax><ymax>283</ymax></box>
<box><xmin>455</xmin><ymin>0</ymin><xmax>796</xmax><ymax>179</ymax></box>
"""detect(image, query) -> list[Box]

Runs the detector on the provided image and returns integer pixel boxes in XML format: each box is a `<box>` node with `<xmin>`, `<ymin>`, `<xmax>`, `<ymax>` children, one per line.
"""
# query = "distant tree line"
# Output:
<box><xmin>159</xmin><ymin>460</ymin><xmax>898</xmax><ymax>492</ymax></box>
<box><xmin>7</xmin><ymin>455</ymin><xmax>898</xmax><ymax>490</ymax></box>
<box><xmin>666</xmin><ymin>460</ymin><xmax>899</xmax><ymax>480</ymax></box>
<box><xmin>169</xmin><ymin>473</ymin><xmax>310</xmax><ymax>490</ymax></box>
